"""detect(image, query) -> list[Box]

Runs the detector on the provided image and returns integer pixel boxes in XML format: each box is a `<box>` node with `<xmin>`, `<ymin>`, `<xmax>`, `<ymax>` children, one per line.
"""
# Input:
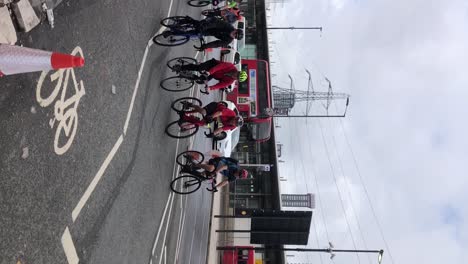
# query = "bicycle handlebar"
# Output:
<box><xmin>204</xmin><ymin>131</ymin><xmax>214</xmax><ymax>138</ymax></box>
<box><xmin>200</xmin><ymin>85</ymin><xmax>209</xmax><ymax>95</ymax></box>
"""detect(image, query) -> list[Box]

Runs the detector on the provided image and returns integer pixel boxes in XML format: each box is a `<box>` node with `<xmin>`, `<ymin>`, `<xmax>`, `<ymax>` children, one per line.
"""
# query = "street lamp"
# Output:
<box><xmin>378</xmin><ymin>249</ymin><xmax>384</xmax><ymax>264</ymax></box>
<box><xmin>218</xmin><ymin>245</ymin><xmax>384</xmax><ymax>263</ymax></box>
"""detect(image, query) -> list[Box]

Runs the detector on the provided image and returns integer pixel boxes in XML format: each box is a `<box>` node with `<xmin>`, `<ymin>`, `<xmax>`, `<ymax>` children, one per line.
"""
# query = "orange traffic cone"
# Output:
<box><xmin>0</xmin><ymin>44</ymin><xmax>84</xmax><ymax>76</ymax></box>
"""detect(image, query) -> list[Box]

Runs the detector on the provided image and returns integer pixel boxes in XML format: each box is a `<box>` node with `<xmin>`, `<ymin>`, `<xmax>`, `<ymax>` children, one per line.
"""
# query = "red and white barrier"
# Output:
<box><xmin>0</xmin><ymin>44</ymin><xmax>84</xmax><ymax>76</ymax></box>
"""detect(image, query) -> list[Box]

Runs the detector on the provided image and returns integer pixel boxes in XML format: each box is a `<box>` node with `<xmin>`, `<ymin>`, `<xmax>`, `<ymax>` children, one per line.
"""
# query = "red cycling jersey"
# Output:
<box><xmin>208</xmin><ymin>62</ymin><xmax>238</xmax><ymax>90</ymax></box>
<box><xmin>218</xmin><ymin>107</ymin><xmax>237</xmax><ymax>131</ymax></box>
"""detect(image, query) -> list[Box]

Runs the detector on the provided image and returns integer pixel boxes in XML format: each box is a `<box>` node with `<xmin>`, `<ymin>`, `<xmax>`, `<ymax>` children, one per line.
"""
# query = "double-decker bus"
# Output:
<box><xmin>226</xmin><ymin>59</ymin><xmax>272</xmax><ymax>142</ymax></box>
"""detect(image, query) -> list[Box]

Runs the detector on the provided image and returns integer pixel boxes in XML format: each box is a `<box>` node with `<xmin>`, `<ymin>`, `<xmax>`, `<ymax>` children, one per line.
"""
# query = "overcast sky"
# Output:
<box><xmin>268</xmin><ymin>0</ymin><xmax>468</xmax><ymax>263</ymax></box>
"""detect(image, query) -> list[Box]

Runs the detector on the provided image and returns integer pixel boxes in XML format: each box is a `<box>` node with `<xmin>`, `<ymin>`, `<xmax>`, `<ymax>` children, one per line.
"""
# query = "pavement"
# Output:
<box><xmin>0</xmin><ymin>0</ymin><xmax>230</xmax><ymax>263</ymax></box>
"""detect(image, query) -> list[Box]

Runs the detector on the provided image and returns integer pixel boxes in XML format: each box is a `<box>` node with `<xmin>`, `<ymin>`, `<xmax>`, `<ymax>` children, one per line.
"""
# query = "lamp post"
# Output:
<box><xmin>267</xmin><ymin>26</ymin><xmax>323</xmax><ymax>33</ymax></box>
<box><xmin>217</xmin><ymin>245</ymin><xmax>384</xmax><ymax>264</ymax></box>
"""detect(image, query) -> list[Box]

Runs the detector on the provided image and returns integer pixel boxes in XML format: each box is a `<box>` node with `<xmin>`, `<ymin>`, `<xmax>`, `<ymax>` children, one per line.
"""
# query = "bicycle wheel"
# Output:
<box><xmin>153</xmin><ymin>33</ymin><xmax>189</xmax><ymax>47</ymax></box>
<box><xmin>188</xmin><ymin>0</ymin><xmax>210</xmax><ymax>7</ymax></box>
<box><xmin>161</xmin><ymin>16</ymin><xmax>192</xmax><ymax>27</ymax></box>
<box><xmin>170</xmin><ymin>174</ymin><xmax>202</xmax><ymax>195</ymax></box>
<box><xmin>167</xmin><ymin>57</ymin><xmax>198</xmax><ymax>71</ymax></box>
<box><xmin>165</xmin><ymin>120</ymin><xmax>199</xmax><ymax>138</ymax></box>
<box><xmin>171</xmin><ymin>97</ymin><xmax>202</xmax><ymax>112</ymax></box>
<box><xmin>160</xmin><ymin>76</ymin><xmax>194</xmax><ymax>92</ymax></box>
<box><xmin>176</xmin><ymin>150</ymin><xmax>205</xmax><ymax>166</ymax></box>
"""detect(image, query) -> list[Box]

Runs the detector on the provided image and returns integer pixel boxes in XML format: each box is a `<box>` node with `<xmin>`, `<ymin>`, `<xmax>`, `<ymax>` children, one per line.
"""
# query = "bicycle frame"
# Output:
<box><xmin>181</xmin><ymin>167</ymin><xmax>217</xmax><ymax>192</ymax></box>
<box><xmin>176</xmin><ymin>71</ymin><xmax>210</xmax><ymax>94</ymax></box>
<box><xmin>167</xmin><ymin>27</ymin><xmax>205</xmax><ymax>46</ymax></box>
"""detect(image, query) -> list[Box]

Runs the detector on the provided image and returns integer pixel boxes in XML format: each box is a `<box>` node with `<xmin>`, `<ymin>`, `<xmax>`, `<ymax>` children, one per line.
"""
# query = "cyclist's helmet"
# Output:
<box><xmin>232</xmin><ymin>7</ymin><xmax>241</xmax><ymax>15</ymax></box>
<box><xmin>236</xmin><ymin>116</ymin><xmax>244</xmax><ymax>127</ymax></box>
<box><xmin>235</xmin><ymin>29</ymin><xmax>244</xmax><ymax>40</ymax></box>
<box><xmin>239</xmin><ymin>169</ymin><xmax>248</xmax><ymax>179</ymax></box>
<box><xmin>239</xmin><ymin>70</ymin><xmax>248</xmax><ymax>82</ymax></box>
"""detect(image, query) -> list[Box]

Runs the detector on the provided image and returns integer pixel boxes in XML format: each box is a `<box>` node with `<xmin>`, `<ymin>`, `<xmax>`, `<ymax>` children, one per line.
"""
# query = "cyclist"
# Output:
<box><xmin>225</xmin><ymin>0</ymin><xmax>243</xmax><ymax>8</ymax></box>
<box><xmin>180</xmin><ymin>101</ymin><xmax>244</xmax><ymax>136</ymax></box>
<box><xmin>186</xmin><ymin>155</ymin><xmax>248</xmax><ymax>189</ymax></box>
<box><xmin>175</xmin><ymin>58</ymin><xmax>248</xmax><ymax>91</ymax></box>
<box><xmin>163</xmin><ymin>16</ymin><xmax>243</xmax><ymax>50</ymax></box>
<box><xmin>204</xmin><ymin>6</ymin><xmax>243</xmax><ymax>24</ymax></box>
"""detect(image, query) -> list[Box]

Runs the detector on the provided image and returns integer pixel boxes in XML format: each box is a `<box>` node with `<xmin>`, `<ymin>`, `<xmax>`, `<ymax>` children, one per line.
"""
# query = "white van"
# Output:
<box><xmin>234</xmin><ymin>16</ymin><xmax>246</xmax><ymax>51</ymax></box>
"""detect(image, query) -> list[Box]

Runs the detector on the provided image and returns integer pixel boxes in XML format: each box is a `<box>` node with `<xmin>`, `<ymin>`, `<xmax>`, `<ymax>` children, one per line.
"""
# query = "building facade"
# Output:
<box><xmin>281</xmin><ymin>193</ymin><xmax>316</xmax><ymax>209</ymax></box>
<box><xmin>217</xmin><ymin>1</ymin><xmax>287</xmax><ymax>263</ymax></box>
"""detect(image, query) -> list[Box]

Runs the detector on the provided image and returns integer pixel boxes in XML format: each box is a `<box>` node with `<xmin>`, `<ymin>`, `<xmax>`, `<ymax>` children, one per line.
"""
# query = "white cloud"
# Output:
<box><xmin>270</xmin><ymin>0</ymin><xmax>468</xmax><ymax>263</ymax></box>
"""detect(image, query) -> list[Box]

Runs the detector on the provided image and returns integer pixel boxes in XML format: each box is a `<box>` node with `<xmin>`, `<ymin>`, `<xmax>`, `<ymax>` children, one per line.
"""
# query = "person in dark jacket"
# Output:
<box><xmin>165</xmin><ymin>17</ymin><xmax>243</xmax><ymax>50</ymax></box>
<box><xmin>198</xmin><ymin>18</ymin><xmax>243</xmax><ymax>49</ymax></box>
<box><xmin>176</xmin><ymin>58</ymin><xmax>248</xmax><ymax>91</ymax></box>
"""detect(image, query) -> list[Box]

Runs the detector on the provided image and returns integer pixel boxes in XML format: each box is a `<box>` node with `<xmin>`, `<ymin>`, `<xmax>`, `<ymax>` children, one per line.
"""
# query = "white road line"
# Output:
<box><xmin>198</xmin><ymin>192</ymin><xmax>208</xmax><ymax>264</ymax></box>
<box><xmin>61</xmin><ymin>227</ymin><xmax>79</xmax><ymax>264</ymax></box>
<box><xmin>164</xmin><ymin>245</ymin><xmax>167</xmax><ymax>264</ymax></box>
<box><xmin>158</xmin><ymin>190</ymin><xmax>176</xmax><ymax>264</ymax></box>
<box><xmin>150</xmin><ymin>192</ymin><xmax>173</xmax><ymax>264</ymax></box>
<box><xmin>187</xmin><ymin>196</ymin><xmax>200</xmax><ymax>263</ymax></box>
<box><xmin>72</xmin><ymin>135</ymin><xmax>124</xmax><ymax>222</ymax></box>
<box><xmin>123</xmin><ymin>44</ymin><xmax>151</xmax><ymax>135</ymax></box>
<box><xmin>174</xmin><ymin>195</ymin><xmax>189</xmax><ymax>264</ymax></box>
<box><xmin>174</xmin><ymin>209</ymin><xmax>184</xmax><ymax>262</ymax></box>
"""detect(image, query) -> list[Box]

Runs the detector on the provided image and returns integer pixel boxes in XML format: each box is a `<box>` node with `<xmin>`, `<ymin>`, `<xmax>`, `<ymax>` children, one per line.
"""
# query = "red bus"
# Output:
<box><xmin>226</xmin><ymin>59</ymin><xmax>272</xmax><ymax>142</ymax></box>
<box><xmin>222</xmin><ymin>246</ymin><xmax>255</xmax><ymax>264</ymax></box>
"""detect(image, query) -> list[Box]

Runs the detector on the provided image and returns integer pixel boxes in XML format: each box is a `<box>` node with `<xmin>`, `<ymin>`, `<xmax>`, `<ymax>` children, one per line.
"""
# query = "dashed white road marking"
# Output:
<box><xmin>198</xmin><ymin>193</ymin><xmax>208</xmax><ymax>264</ymax></box>
<box><xmin>187</xmin><ymin>195</ymin><xmax>200</xmax><ymax>263</ymax></box>
<box><xmin>61</xmin><ymin>227</ymin><xmax>79</xmax><ymax>264</ymax></box>
<box><xmin>174</xmin><ymin>196</ymin><xmax>187</xmax><ymax>263</ymax></box>
<box><xmin>123</xmin><ymin>43</ymin><xmax>151</xmax><ymax>135</ymax></box>
<box><xmin>71</xmin><ymin>134</ymin><xmax>124</xmax><ymax>222</ymax></box>
<box><xmin>150</xmin><ymin>192</ymin><xmax>173</xmax><ymax>264</ymax></box>
<box><xmin>158</xmin><ymin>190</ymin><xmax>176</xmax><ymax>264</ymax></box>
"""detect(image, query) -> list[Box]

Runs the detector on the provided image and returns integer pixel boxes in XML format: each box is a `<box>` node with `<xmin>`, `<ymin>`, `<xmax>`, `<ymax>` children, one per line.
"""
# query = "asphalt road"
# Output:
<box><xmin>0</xmin><ymin>0</ymin><xmax>221</xmax><ymax>263</ymax></box>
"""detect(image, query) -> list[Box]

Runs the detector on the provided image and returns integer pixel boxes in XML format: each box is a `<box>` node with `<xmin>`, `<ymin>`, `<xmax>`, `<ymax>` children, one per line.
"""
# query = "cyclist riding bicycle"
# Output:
<box><xmin>181</xmin><ymin>101</ymin><xmax>244</xmax><ymax>136</ymax></box>
<box><xmin>164</xmin><ymin>16</ymin><xmax>243</xmax><ymax>50</ymax></box>
<box><xmin>184</xmin><ymin>155</ymin><xmax>248</xmax><ymax>189</ymax></box>
<box><xmin>226</xmin><ymin>0</ymin><xmax>243</xmax><ymax>8</ymax></box>
<box><xmin>205</xmin><ymin>7</ymin><xmax>243</xmax><ymax>24</ymax></box>
<box><xmin>174</xmin><ymin>58</ymin><xmax>248</xmax><ymax>91</ymax></box>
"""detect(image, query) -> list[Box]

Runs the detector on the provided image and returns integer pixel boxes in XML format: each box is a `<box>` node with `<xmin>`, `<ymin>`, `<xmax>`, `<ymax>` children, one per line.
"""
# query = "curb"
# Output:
<box><xmin>0</xmin><ymin>0</ymin><xmax>61</xmax><ymax>44</ymax></box>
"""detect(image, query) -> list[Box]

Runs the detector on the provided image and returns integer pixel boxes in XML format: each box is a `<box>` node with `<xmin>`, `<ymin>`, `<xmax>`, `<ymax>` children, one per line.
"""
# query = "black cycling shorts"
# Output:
<box><xmin>203</xmin><ymin>102</ymin><xmax>220</xmax><ymax>116</ymax></box>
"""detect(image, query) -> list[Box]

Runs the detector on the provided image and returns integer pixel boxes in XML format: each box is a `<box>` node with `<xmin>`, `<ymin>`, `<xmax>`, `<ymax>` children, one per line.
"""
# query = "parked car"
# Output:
<box><xmin>227</xmin><ymin>16</ymin><xmax>245</xmax><ymax>51</ymax></box>
<box><xmin>215</xmin><ymin>100</ymin><xmax>241</xmax><ymax>157</ymax></box>
<box><xmin>234</xmin><ymin>16</ymin><xmax>245</xmax><ymax>51</ymax></box>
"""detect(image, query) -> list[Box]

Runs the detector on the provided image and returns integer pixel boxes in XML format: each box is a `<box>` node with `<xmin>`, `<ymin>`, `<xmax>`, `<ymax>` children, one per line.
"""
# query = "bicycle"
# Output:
<box><xmin>160</xmin><ymin>57</ymin><xmax>210</xmax><ymax>93</ymax></box>
<box><xmin>170</xmin><ymin>150</ymin><xmax>218</xmax><ymax>195</ymax></box>
<box><xmin>188</xmin><ymin>0</ymin><xmax>238</xmax><ymax>7</ymax></box>
<box><xmin>188</xmin><ymin>0</ymin><xmax>219</xmax><ymax>7</ymax></box>
<box><xmin>201</xmin><ymin>7</ymin><xmax>241</xmax><ymax>24</ymax></box>
<box><xmin>165</xmin><ymin>97</ymin><xmax>228</xmax><ymax>140</ymax></box>
<box><xmin>153</xmin><ymin>16</ymin><xmax>205</xmax><ymax>47</ymax></box>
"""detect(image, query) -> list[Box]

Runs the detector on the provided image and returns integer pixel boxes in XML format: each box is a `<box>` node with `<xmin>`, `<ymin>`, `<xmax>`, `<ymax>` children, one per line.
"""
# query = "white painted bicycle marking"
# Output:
<box><xmin>36</xmin><ymin>47</ymin><xmax>86</xmax><ymax>155</ymax></box>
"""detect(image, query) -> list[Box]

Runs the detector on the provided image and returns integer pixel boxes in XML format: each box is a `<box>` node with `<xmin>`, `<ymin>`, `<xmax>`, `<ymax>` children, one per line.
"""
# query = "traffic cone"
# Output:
<box><xmin>0</xmin><ymin>44</ymin><xmax>84</xmax><ymax>76</ymax></box>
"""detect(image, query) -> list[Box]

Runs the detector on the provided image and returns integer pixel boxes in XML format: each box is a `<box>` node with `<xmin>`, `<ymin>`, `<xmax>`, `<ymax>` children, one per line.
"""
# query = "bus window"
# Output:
<box><xmin>238</xmin><ymin>64</ymin><xmax>249</xmax><ymax>94</ymax></box>
<box><xmin>249</xmin><ymin>121</ymin><xmax>271</xmax><ymax>142</ymax></box>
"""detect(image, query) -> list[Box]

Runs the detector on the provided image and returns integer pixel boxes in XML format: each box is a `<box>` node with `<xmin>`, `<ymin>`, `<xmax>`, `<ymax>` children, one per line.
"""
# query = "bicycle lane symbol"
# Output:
<box><xmin>35</xmin><ymin>46</ymin><xmax>86</xmax><ymax>155</ymax></box>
